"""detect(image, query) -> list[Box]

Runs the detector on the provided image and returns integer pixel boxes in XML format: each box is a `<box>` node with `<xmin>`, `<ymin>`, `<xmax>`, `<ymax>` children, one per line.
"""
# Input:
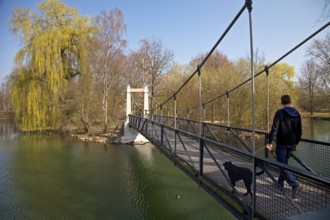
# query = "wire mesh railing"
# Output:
<box><xmin>151</xmin><ymin>115</ymin><xmax>330</xmax><ymax>179</ymax></box>
<box><xmin>129</xmin><ymin>115</ymin><xmax>330</xmax><ymax>220</ymax></box>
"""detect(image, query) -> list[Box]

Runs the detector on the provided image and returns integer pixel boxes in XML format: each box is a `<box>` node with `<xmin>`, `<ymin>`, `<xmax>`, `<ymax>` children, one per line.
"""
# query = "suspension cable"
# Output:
<box><xmin>202</xmin><ymin>21</ymin><xmax>330</xmax><ymax>107</ymax></box>
<box><xmin>148</xmin><ymin>11</ymin><xmax>329</xmax><ymax>114</ymax></box>
<box><xmin>151</xmin><ymin>95</ymin><xmax>194</xmax><ymax>112</ymax></box>
<box><xmin>131</xmin><ymin>95</ymin><xmax>144</xmax><ymax>111</ymax></box>
<box><xmin>151</xmin><ymin>2</ymin><xmax>249</xmax><ymax>110</ymax></box>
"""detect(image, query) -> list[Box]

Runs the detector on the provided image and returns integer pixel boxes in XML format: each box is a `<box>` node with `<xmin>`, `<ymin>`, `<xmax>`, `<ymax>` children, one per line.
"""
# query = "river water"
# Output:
<box><xmin>0</xmin><ymin>119</ymin><xmax>329</xmax><ymax>219</ymax></box>
<box><xmin>302</xmin><ymin>118</ymin><xmax>330</xmax><ymax>142</ymax></box>
<box><xmin>0</xmin><ymin>122</ymin><xmax>235</xmax><ymax>219</ymax></box>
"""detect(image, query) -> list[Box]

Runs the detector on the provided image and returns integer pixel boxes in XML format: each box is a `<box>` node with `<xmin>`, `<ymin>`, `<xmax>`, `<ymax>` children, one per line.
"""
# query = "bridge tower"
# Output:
<box><xmin>120</xmin><ymin>85</ymin><xmax>149</xmax><ymax>144</ymax></box>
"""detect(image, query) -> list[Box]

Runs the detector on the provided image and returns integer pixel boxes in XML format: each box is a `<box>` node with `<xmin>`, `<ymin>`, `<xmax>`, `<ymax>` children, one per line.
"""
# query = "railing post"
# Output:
<box><xmin>203</xmin><ymin>103</ymin><xmax>206</xmax><ymax>123</ymax></box>
<box><xmin>174</xmin><ymin>94</ymin><xmax>177</xmax><ymax>157</ymax></box>
<box><xmin>247</xmin><ymin>0</ymin><xmax>256</xmax><ymax>217</ymax></box>
<box><xmin>151</xmin><ymin>108</ymin><xmax>154</xmax><ymax>122</ymax></box>
<box><xmin>199</xmin><ymin>137</ymin><xmax>204</xmax><ymax>176</ymax></box>
<box><xmin>264</xmin><ymin>134</ymin><xmax>268</xmax><ymax>157</ymax></box>
<box><xmin>161</xmin><ymin>124</ymin><xmax>164</xmax><ymax>147</ymax></box>
<box><xmin>226</xmin><ymin>91</ymin><xmax>230</xmax><ymax>127</ymax></box>
<box><xmin>160</xmin><ymin>104</ymin><xmax>163</xmax><ymax>125</ymax></box>
<box><xmin>138</xmin><ymin>115</ymin><xmax>141</xmax><ymax>128</ymax></box>
<box><xmin>187</xmin><ymin>108</ymin><xmax>190</xmax><ymax>119</ymax></box>
<box><xmin>265</xmin><ymin>66</ymin><xmax>269</xmax><ymax>159</ymax></box>
<box><xmin>157</xmin><ymin>105</ymin><xmax>163</xmax><ymax>142</ymax></box>
<box><xmin>226</xmin><ymin>91</ymin><xmax>230</xmax><ymax>145</ymax></box>
<box><xmin>151</xmin><ymin>116</ymin><xmax>154</xmax><ymax>138</ymax></box>
<box><xmin>174</xmin><ymin>95</ymin><xmax>177</xmax><ymax>130</ymax></box>
<box><xmin>197</xmin><ymin>65</ymin><xmax>204</xmax><ymax>176</ymax></box>
<box><xmin>198</xmin><ymin>65</ymin><xmax>202</xmax><ymax>137</ymax></box>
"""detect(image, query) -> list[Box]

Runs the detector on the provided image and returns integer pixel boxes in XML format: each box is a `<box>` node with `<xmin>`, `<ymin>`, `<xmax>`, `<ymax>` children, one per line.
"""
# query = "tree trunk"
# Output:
<box><xmin>80</xmin><ymin>105</ymin><xmax>89</xmax><ymax>133</ymax></box>
<box><xmin>151</xmin><ymin>79</ymin><xmax>155</xmax><ymax>115</ymax></box>
<box><xmin>103</xmin><ymin>86</ymin><xmax>108</xmax><ymax>133</ymax></box>
<box><xmin>211</xmin><ymin>102</ymin><xmax>214</xmax><ymax>122</ymax></box>
<box><xmin>309</xmin><ymin>88</ymin><xmax>314</xmax><ymax>115</ymax></box>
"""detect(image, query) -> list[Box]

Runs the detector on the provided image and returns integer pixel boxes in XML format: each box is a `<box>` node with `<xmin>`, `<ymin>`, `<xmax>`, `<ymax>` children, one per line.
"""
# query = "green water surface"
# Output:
<box><xmin>0</xmin><ymin>134</ymin><xmax>236</xmax><ymax>219</ymax></box>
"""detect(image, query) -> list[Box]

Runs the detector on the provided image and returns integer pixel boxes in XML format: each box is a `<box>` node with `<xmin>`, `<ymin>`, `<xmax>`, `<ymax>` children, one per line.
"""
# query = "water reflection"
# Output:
<box><xmin>302</xmin><ymin>118</ymin><xmax>330</xmax><ymax>142</ymax></box>
<box><xmin>0</xmin><ymin>119</ymin><xmax>19</xmax><ymax>141</ymax></box>
<box><xmin>1</xmin><ymin>118</ymin><xmax>329</xmax><ymax>219</ymax></box>
<box><xmin>0</xmin><ymin>123</ymin><xmax>235</xmax><ymax>219</ymax></box>
<box><xmin>135</xmin><ymin>144</ymin><xmax>154</xmax><ymax>165</ymax></box>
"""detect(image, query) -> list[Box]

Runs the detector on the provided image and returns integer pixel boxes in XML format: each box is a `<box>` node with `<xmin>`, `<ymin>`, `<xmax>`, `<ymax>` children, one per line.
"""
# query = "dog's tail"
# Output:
<box><xmin>256</xmin><ymin>170</ymin><xmax>264</xmax><ymax>176</ymax></box>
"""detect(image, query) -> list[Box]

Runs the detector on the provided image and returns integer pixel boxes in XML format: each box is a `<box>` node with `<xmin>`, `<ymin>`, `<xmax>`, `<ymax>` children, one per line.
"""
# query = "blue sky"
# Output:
<box><xmin>0</xmin><ymin>0</ymin><xmax>328</xmax><ymax>83</ymax></box>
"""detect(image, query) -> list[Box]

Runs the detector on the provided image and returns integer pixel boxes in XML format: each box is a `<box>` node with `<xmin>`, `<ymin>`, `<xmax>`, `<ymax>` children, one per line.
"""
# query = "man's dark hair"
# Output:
<box><xmin>281</xmin><ymin>95</ymin><xmax>291</xmax><ymax>105</ymax></box>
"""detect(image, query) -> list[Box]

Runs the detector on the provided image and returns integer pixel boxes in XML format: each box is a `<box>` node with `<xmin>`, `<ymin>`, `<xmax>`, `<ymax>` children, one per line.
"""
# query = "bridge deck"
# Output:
<box><xmin>133</xmin><ymin>119</ymin><xmax>330</xmax><ymax>220</ymax></box>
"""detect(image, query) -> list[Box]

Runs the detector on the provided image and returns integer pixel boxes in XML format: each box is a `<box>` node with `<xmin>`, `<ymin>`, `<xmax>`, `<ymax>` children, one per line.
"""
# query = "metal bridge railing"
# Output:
<box><xmin>129</xmin><ymin>115</ymin><xmax>330</xmax><ymax>220</ymax></box>
<box><xmin>152</xmin><ymin>115</ymin><xmax>330</xmax><ymax>179</ymax></box>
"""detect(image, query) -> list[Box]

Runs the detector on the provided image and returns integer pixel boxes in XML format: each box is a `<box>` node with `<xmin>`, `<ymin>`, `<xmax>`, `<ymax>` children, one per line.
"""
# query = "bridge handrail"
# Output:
<box><xmin>129</xmin><ymin>115</ymin><xmax>330</xmax><ymax>179</ymax></box>
<box><xmin>203</xmin><ymin>136</ymin><xmax>330</xmax><ymax>185</ymax></box>
<box><xmin>129</xmin><ymin>115</ymin><xmax>330</xmax><ymax>180</ymax></box>
<box><xmin>132</xmin><ymin>115</ymin><xmax>329</xmax><ymax>184</ymax></box>
<box><xmin>138</xmin><ymin>114</ymin><xmax>330</xmax><ymax>178</ymax></box>
<box><xmin>151</xmin><ymin>114</ymin><xmax>330</xmax><ymax>146</ymax></box>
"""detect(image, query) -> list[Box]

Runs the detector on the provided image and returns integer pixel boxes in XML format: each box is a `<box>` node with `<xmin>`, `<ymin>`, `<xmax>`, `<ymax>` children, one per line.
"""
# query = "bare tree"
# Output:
<box><xmin>307</xmin><ymin>33</ymin><xmax>330</xmax><ymax>91</ymax></box>
<box><xmin>124</xmin><ymin>53</ymin><xmax>144</xmax><ymax>88</ymax></box>
<box><xmin>304</xmin><ymin>33</ymin><xmax>330</xmax><ymax>113</ymax></box>
<box><xmin>298</xmin><ymin>59</ymin><xmax>321</xmax><ymax>115</ymax></box>
<box><xmin>89</xmin><ymin>9</ymin><xmax>126</xmax><ymax>133</ymax></box>
<box><xmin>133</xmin><ymin>38</ymin><xmax>174</xmax><ymax>111</ymax></box>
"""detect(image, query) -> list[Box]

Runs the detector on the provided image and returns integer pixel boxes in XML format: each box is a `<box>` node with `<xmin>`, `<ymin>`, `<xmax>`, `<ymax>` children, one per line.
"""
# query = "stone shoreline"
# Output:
<box><xmin>70</xmin><ymin>133</ymin><xmax>118</xmax><ymax>144</ymax></box>
<box><xmin>69</xmin><ymin>132</ymin><xmax>149</xmax><ymax>145</ymax></box>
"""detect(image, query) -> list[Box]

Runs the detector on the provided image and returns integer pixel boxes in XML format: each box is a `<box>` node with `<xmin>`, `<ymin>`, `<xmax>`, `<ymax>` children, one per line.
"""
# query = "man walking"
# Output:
<box><xmin>266</xmin><ymin>95</ymin><xmax>302</xmax><ymax>199</ymax></box>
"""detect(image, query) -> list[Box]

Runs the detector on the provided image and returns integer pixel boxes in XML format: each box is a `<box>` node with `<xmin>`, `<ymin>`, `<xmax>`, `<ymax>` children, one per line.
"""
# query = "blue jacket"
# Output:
<box><xmin>268</xmin><ymin>107</ymin><xmax>302</xmax><ymax>146</ymax></box>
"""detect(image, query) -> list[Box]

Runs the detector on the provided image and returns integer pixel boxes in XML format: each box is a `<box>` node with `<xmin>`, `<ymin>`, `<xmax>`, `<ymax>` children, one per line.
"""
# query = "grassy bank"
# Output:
<box><xmin>62</xmin><ymin>120</ymin><xmax>124</xmax><ymax>144</ymax></box>
<box><xmin>302</xmin><ymin>112</ymin><xmax>330</xmax><ymax>120</ymax></box>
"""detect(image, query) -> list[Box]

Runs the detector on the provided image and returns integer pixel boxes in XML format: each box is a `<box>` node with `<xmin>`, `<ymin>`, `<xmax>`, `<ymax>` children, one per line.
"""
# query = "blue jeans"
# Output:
<box><xmin>276</xmin><ymin>145</ymin><xmax>299</xmax><ymax>188</ymax></box>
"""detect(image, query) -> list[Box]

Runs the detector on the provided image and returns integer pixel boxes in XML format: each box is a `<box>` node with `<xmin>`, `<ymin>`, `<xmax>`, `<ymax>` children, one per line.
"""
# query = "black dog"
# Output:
<box><xmin>223</xmin><ymin>161</ymin><xmax>264</xmax><ymax>197</ymax></box>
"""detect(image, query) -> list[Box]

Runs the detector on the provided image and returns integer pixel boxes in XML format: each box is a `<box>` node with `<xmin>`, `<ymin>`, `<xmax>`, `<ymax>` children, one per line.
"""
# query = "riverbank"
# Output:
<box><xmin>70</xmin><ymin>133</ymin><xmax>113</xmax><ymax>144</ymax></box>
<box><xmin>302</xmin><ymin>112</ymin><xmax>330</xmax><ymax>121</ymax></box>
<box><xmin>0</xmin><ymin>128</ymin><xmax>235</xmax><ymax>220</ymax></box>
<box><xmin>309</xmin><ymin>113</ymin><xmax>330</xmax><ymax>121</ymax></box>
<box><xmin>68</xmin><ymin>124</ymin><xmax>124</xmax><ymax>144</ymax></box>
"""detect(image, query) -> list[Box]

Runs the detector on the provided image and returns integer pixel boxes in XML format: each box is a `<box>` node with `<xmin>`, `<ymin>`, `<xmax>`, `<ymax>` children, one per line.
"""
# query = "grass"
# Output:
<box><xmin>304</xmin><ymin>112</ymin><xmax>330</xmax><ymax>119</ymax></box>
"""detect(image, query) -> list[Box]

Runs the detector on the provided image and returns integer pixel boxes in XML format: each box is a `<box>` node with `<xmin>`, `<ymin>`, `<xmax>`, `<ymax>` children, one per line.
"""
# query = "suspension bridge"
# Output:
<box><xmin>121</xmin><ymin>1</ymin><xmax>330</xmax><ymax>219</ymax></box>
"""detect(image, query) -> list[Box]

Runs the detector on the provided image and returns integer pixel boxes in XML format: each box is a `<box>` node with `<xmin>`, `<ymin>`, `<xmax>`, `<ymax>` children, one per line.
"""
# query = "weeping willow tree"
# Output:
<box><xmin>10</xmin><ymin>0</ymin><xmax>93</xmax><ymax>131</ymax></box>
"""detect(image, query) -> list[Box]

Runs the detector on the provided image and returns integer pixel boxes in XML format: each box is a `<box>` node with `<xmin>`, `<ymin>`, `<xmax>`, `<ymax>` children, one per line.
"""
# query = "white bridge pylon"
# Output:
<box><xmin>120</xmin><ymin>84</ymin><xmax>150</xmax><ymax>144</ymax></box>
